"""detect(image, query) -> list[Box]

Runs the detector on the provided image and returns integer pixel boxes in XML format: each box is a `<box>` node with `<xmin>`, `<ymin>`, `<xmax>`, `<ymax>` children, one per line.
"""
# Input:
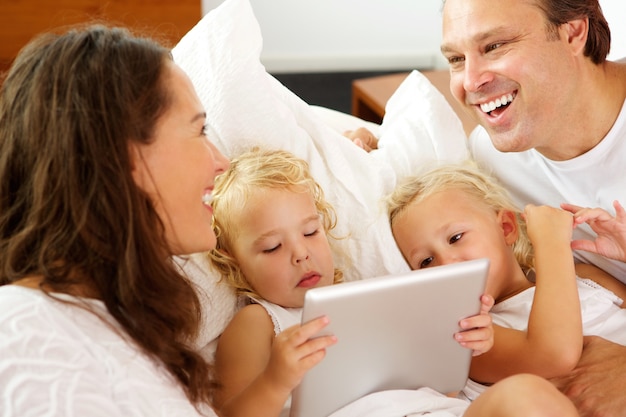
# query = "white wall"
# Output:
<box><xmin>202</xmin><ymin>0</ymin><xmax>625</xmax><ymax>73</ymax></box>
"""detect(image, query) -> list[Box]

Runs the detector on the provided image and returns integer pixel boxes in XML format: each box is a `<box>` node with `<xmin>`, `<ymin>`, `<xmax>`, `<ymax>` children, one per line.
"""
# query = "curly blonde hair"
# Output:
<box><xmin>208</xmin><ymin>148</ymin><xmax>344</xmax><ymax>299</ymax></box>
<box><xmin>387</xmin><ymin>161</ymin><xmax>534</xmax><ymax>273</ymax></box>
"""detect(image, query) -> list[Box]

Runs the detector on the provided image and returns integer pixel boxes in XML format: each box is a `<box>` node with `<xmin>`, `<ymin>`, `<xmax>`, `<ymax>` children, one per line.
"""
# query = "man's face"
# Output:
<box><xmin>441</xmin><ymin>0</ymin><xmax>583</xmax><ymax>158</ymax></box>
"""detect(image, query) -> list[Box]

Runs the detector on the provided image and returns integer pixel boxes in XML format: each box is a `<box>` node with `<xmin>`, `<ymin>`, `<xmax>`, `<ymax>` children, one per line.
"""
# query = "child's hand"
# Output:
<box><xmin>263</xmin><ymin>315</ymin><xmax>337</xmax><ymax>394</ymax></box>
<box><xmin>343</xmin><ymin>127</ymin><xmax>378</xmax><ymax>152</ymax></box>
<box><xmin>561</xmin><ymin>200</ymin><xmax>626</xmax><ymax>262</ymax></box>
<box><xmin>455</xmin><ymin>294</ymin><xmax>494</xmax><ymax>356</ymax></box>
<box><xmin>524</xmin><ymin>204</ymin><xmax>574</xmax><ymax>246</ymax></box>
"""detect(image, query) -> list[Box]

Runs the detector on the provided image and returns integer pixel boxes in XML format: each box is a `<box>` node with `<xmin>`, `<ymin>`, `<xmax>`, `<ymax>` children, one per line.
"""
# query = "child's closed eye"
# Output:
<box><xmin>262</xmin><ymin>244</ymin><xmax>280</xmax><ymax>254</ymax></box>
<box><xmin>304</xmin><ymin>229</ymin><xmax>320</xmax><ymax>237</ymax></box>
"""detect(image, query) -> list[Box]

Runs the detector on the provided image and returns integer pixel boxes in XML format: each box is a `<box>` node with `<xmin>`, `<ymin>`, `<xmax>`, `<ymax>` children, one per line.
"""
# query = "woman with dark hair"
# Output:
<box><xmin>0</xmin><ymin>25</ymin><xmax>229</xmax><ymax>415</ymax></box>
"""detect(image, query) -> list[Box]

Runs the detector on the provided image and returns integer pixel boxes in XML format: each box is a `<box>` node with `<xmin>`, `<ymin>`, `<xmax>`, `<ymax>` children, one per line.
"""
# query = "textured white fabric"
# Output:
<box><xmin>460</xmin><ymin>277</ymin><xmax>626</xmax><ymax>401</ymax></box>
<box><xmin>492</xmin><ymin>278</ymin><xmax>625</xmax><ymax>342</ymax></box>
<box><xmin>174</xmin><ymin>253</ymin><xmax>238</xmax><ymax>363</ymax></box>
<box><xmin>330</xmin><ymin>388</ymin><xmax>468</xmax><ymax>417</ymax></box>
<box><xmin>0</xmin><ymin>286</ymin><xmax>215</xmax><ymax>417</ymax></box>
<box><xmin>251</xmin><ymin>298</ymin><xmax>301</xmax><ymax>335</ymax></box>
<box><xmin>171</xmin><ymin>0</ymin><xmax>469</xmax><ymax>356</ymax></box>
<box><xmin>469</xmin><ymin>99</ymin><xmax>626</xmax><ymax>282</ymax></box>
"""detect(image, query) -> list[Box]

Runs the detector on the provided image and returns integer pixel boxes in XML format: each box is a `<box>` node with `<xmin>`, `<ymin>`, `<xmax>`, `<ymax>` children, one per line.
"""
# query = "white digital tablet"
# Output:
<box><xmin>289</xmin><ymin>258</ymin><xmax>490</xmax><ymax>417</ymax></box>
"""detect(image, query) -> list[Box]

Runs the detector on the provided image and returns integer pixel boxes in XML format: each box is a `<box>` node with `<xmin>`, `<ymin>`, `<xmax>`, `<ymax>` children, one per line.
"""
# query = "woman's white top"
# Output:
<box><xmin>0</xmin><ymin>285</ymin><xmax>215</xmax><ymax>417</ymax></box>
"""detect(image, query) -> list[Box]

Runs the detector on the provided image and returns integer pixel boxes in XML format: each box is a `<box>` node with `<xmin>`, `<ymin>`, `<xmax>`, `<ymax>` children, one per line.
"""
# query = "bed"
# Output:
<box><xmin>170</xmin><ymin>0</ymin><xmax>470</xmax><ymax>362</ymax></box>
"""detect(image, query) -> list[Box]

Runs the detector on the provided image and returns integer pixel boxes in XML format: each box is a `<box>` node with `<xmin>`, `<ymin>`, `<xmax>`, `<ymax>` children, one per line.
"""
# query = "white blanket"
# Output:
<box><xmin>330</xmin><ymin>388</ymin><xmax>468</xmax><ymax>417</ymax></box>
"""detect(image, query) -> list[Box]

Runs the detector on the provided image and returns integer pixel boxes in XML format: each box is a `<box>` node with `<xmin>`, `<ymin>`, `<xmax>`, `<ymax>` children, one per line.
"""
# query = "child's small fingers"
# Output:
<box><xmin>282</xmin><ymin>316</ymin><xmax>331</xmax><ymax>345</ymax></box>
<box><xmin>456</xmin><ymin>339</ymin><xmax>492</xmax><ymax>356</ymax></box>
<box><xmin>459</xmin><ymin>314</ymin><xmax>492</xmax><ymax>331</ymax></box>
<box><xmin>479</xmin><ymin>294</ymin><xmax>495</xmax><ymax>313</ymax></box>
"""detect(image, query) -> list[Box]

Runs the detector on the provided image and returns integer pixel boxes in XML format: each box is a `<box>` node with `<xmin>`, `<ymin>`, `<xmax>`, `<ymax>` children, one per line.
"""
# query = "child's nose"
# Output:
<box><xmin>292</xmin><ymin>248</ymin><xmax>310</xmax><ymax>265</ymax></box>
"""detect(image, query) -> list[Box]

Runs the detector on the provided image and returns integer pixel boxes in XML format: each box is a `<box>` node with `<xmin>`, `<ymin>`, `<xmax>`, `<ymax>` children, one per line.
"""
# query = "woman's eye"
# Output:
<box><xmin>449</xmin><ymin>233</ymin><xmax>462</xmax><ymax>244</ymax></box>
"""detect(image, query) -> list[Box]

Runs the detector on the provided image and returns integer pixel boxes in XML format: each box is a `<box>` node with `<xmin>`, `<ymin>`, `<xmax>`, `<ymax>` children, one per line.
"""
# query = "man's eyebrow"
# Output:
<box><xmin>440</xmin><ymin>44</ymin><xmax>455</xmax><ymax>55</ymax></box>
<box><xmin>441</xmin><ymin>26</ymin><xmax>511</xmax><ymax>54</ymax></box>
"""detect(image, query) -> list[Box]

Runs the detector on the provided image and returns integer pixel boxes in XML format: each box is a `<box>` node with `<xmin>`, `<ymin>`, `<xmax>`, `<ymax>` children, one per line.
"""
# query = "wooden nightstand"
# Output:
<box><xmin>352</xmin><ymin>70</ymin><xmax>477</xmax><ymax>136</ymax></box>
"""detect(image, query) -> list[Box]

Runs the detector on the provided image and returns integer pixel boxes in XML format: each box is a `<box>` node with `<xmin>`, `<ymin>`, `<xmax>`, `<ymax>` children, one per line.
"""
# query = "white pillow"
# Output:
<box><xmin>171</xmin><ymin>0</ymin><xmax>468</xmax><ymax>360</ymax></box>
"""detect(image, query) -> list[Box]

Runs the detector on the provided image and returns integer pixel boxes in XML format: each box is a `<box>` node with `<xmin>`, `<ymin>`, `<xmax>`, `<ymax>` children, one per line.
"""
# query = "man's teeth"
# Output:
<box><xmin>480</xmin><ymin>93</ymin><xmax>514</xmax><ymax>113</ymax></box>
<box><xmin>202</xmin><ymin>192</ymin><xmax>213</xmax><ymax>206</ymax></box>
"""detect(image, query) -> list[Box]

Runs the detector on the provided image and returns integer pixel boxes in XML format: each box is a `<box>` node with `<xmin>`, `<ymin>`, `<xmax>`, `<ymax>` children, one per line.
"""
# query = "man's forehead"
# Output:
<box><xmin>441</xmin><ymin>0</ymin><xmax>541</xmax><ymax>44</ymax></box>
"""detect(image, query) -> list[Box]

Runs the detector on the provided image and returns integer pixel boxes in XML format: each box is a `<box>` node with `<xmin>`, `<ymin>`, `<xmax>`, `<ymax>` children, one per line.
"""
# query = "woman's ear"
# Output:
<box><xmin>498</xmin><ymin>210</ymin><xmax>519</xmax><ymax>246</ymax></box>
<box><xmin>128</xmin><ymin>142</ymin><xmax>146</xmax><ymax>187</ymax></box>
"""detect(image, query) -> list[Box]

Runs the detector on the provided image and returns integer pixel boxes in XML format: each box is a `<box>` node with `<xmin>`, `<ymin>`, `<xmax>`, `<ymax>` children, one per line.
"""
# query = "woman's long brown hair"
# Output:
<box><xmin>0</xmin><ymin>25</ymin><xmax>213</xmax><ymax>410</ymax></box>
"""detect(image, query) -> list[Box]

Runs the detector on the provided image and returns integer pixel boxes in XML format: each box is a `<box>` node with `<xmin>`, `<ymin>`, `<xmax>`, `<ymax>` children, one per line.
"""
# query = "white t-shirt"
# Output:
<box><xmin>469</xmin><ymin>99</ymin><xmax>626</xmax><ymax>282</ymax></box>
<box><xmin>0</xmin><ymin>286</ymin><xmax>215</xmax><ymax>417</ymax></box>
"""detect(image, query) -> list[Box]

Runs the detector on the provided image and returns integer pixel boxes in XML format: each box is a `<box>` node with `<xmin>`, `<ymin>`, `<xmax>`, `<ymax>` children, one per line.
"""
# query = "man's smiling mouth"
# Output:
<box><xmin>480</xmin><ymin>93</ymin><xmax>516</xmax><ymax>115</ymax></box>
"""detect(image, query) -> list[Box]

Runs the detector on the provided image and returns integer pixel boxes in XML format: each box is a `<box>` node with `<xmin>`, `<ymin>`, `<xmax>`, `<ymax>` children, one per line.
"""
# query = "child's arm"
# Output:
<box><xmin>561</xmin><ymin>200</ymin><xmax>626</xmax><ymax>262</ymax></box>
<box><xmin>469</xmin><ymin>205</ymin><xmax>583</xmax><ymax>383</ymax></box>
<box><xmin>213</xmin><ymin>304</ymin><xmax>336</xmax><ymax>417</ymax></box>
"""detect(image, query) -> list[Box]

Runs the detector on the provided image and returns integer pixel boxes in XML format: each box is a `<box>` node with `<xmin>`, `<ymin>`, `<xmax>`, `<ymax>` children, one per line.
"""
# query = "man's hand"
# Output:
<box><xmin>550</xmin><ymin>336</ymin><xmax>626</xmax><ymax>417</ymax></box>
<box><xmin>561</xmin><ymin>200</ymin><xmax>626</xmax><ymax>262</ymax></box>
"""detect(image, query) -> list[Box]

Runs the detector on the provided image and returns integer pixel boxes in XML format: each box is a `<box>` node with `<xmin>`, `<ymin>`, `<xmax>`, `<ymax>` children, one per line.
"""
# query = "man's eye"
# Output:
<box><xmin>486</xmin><ymin>43</ymin><xmax>502</xmax><ymax>53</ymax></box>
<box><xmin>447</xmin><ymin>55</ymin><xmax>464</xmax><ymax>65</ymax></box>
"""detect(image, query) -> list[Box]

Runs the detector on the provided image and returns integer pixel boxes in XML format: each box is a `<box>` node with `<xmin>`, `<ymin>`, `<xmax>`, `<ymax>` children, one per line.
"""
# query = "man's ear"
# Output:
<box><xmin>562</xmin><ymin>17</ymin><xmax>589</xmax><ymax>57</ymax></box>
<box><xmin>498</xmin><ymin>210</ymin><xmax>519</xmax><ymax>246</ymax></box>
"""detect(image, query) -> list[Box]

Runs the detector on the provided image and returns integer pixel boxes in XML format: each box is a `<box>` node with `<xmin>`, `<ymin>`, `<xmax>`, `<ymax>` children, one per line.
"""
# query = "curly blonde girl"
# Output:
<box><xmin>209</xmin><ymin>148</ymin><xmax>344</xmax><ymax>299</ymax></box>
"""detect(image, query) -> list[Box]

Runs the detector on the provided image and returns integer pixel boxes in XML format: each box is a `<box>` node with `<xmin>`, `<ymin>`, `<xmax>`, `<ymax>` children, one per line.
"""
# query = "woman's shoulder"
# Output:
<box><xmin>0</xmin><ymin>286</ymin><xmax>116</xmax><ymax>349</ymax></box>
<box><xmin>0</xmin><ymin>285</ymin><xmax>137</xmax><ymax>366</ymax></box>
<box><xmin>0</xmin><ymin>285</ymin><xmax>209</xmax><ymax>416</ymax></box>
<box><xmin>1</xmin><ymin>285</ymin><xmax>62</xmax><ymax>322</ymax></box>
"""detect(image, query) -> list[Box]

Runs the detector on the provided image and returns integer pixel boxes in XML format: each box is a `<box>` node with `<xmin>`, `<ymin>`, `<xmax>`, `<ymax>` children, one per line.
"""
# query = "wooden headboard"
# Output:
<box><xmin>0</xmin><ymin>0</ymin><xmax>201</xmax><ymax>74</ymax></box>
